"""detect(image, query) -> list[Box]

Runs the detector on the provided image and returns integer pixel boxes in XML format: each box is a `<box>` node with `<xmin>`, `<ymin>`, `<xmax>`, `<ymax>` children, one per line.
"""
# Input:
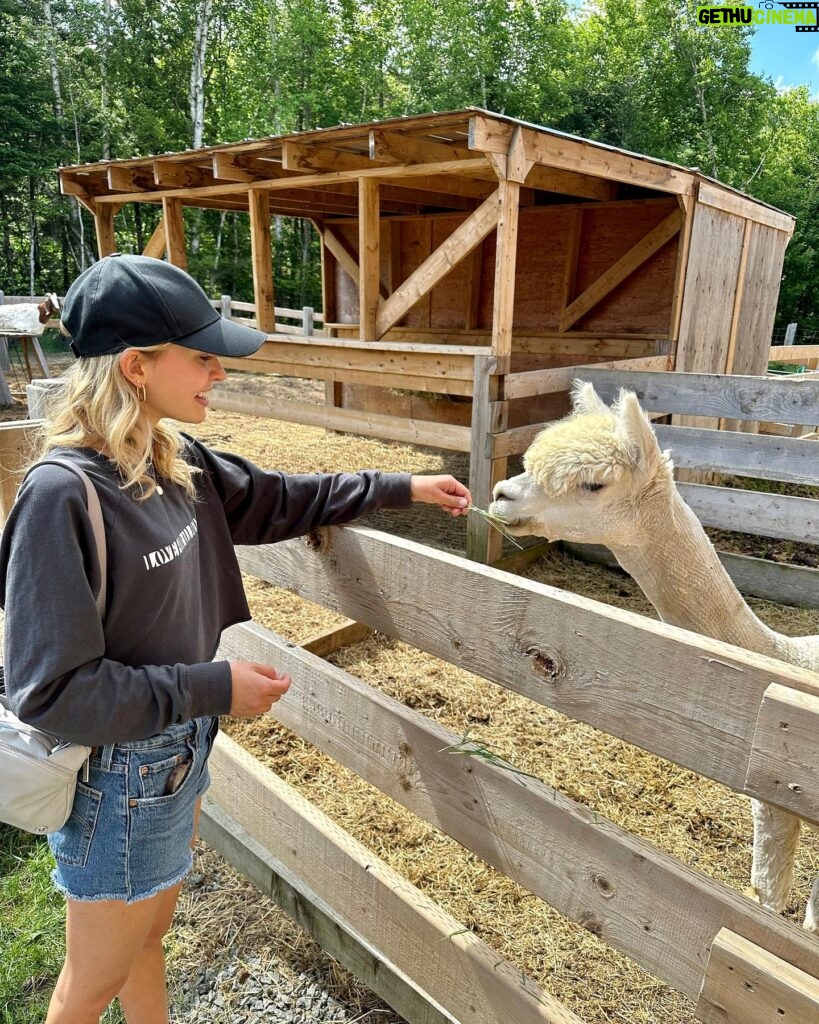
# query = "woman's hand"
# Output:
<box><xmin>229</xmin><ymin>662</ymin><xmax>292</xmax><ymax>717</ymax></box>
<box><xmin>410</xmin><ymin>474</ymin><xmax>471</xmax><ymax>517</ymax></box>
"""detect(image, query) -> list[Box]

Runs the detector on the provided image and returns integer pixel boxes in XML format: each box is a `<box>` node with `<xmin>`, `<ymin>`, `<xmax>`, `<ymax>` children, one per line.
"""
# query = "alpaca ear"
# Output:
<box><xmin>570</xmin><ymin>380</ymin><xmax>609</xmax><ymax>416</ymax></box>
<box><xmin>615</xmin><ymin>391</ymin><xmax>662</xmax><ymax>471</ymax></box>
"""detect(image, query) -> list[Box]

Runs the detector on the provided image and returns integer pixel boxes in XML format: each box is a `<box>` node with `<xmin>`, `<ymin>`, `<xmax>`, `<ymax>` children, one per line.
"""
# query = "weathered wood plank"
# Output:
<box><xmin>208</xmin><ymin>733</ymin><xmax>585</xmax><ymax>1024</ymax></box>
<box><xmin>494</xmin><ymin>418</ymin><xmax>819</xmax><ymax>483</ymax></box>
<box><xmin>217</xmin><ymin>620</ymin><xmax>819</xmax><ymax>1002</ymax></box>
<box><xmin>696</xmin><ymin>929</ymin><xmax>819</xmax><ymax>1024</ymax></box>
<box><xmin>769</xmin><ymin>345</ymin><xmax>819</xmax><ymax>364</ymax></box>
<box><xmin>677</xmin><ymin>483</ymin><xmax>819</xmax><ymax>545</ymax></box>
<box><xmin>653</xmin><ymin>424</ymin><xmax>819</xmax><ymax>484</ymax></box>
<box><xmin>745</xmin><ymin>684</ymin><xmax>819</xmax><ymax>827</ymax></box>
<box><xmin>697</xmin><ymin>181</ymin><xmax>795</xmax><ymax>235</ymax></box>
<box><xmin>207</xmin><ymin>390</ymin><xmax>473</xmax><ymax>450</ymax></box>
<box><xmin>566</xmin><ymin>367</ymin><xmax>819</xmax><ymax>427</ymax></box>
<box><xmin>503</xmin><ymin>356</ymin><xmax>672</xmax><ymax>402</ymax></box>
<box><xmin>200</xmin><ymin>799</ymin><xmax>457</xmax><ymax>1024</ymax></box>
<box><xmin>235</xmin><ymin>526</ymin><xmax>819</xmax><ymax>805</ymax></box>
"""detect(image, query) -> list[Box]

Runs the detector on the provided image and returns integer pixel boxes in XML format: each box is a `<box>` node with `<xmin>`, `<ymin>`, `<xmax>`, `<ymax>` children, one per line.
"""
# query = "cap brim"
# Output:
<box><xmin>174</xmin><ymin>314</ymin><xmax>267</xmax><ymax>358</ymax></box>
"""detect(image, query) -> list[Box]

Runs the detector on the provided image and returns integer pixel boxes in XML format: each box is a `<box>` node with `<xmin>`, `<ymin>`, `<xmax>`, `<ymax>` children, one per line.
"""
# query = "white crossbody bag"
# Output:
<box><xmin>0</xmin><ymin>458</ymin><xmax>106</xmax><ymax>835</ymax></box>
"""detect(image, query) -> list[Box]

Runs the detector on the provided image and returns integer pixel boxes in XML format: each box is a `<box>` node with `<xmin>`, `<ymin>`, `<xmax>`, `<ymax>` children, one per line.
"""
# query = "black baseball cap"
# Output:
<box><xmin>61</xmin><ymin>253</ymin><xmax>267</xmax><ymax>358</ymax></box>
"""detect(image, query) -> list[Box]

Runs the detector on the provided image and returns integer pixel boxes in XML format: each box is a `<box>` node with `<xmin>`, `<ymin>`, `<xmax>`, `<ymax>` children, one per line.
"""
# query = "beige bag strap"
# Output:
<box><xmin>26</xmin><ymin>459</ymin><xmax>107</xmax><ymax>618</ymax></box>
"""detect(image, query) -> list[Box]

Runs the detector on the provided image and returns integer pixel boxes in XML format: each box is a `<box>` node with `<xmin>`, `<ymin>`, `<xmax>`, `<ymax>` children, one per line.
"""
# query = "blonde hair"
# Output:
<box><xmin>38</xmin><ymin>346</ymin><xmax>199</xmax><ymax>500</ymax></box>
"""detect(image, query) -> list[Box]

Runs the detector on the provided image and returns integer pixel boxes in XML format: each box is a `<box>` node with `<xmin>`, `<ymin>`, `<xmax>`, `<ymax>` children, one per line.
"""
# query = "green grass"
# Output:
<box><xmin>0</xmin><ymin>826</ymin><xmax>64</xmax><ymax>1024</ymax></box>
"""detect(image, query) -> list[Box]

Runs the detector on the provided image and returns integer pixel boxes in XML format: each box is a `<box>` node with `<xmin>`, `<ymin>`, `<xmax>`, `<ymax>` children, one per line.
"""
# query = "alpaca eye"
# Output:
<box><xmin>580</xmin><ymin>481</ymin><xmax>605</xmax><ymax>493</ymax></box>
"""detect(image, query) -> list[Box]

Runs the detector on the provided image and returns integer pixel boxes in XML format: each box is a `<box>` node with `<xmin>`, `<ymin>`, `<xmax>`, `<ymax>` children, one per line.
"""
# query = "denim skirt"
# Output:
<box><xmin>48</xmin><ymin>716</ymin><xmax>218</xmax><ymax>904</ymax></box>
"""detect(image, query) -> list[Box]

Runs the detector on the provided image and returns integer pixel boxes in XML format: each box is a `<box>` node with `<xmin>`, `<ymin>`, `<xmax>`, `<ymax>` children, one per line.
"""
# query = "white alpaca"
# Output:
<box><xmin>0</xmin><ymin>294</ymin><xmax>59</xmax><ymax>335</ymax></box>
<box><xmin>490</xmin><ymin>381</ymin><xmax>819</xmax><ymax>932</ymax></box>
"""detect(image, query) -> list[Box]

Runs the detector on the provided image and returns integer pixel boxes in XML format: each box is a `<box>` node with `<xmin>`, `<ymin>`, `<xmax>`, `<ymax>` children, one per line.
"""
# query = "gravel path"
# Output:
<box><xmin>167</xmin><ymin>843</ymin><xmax>403</xmax><ymax>1024</ymax></box>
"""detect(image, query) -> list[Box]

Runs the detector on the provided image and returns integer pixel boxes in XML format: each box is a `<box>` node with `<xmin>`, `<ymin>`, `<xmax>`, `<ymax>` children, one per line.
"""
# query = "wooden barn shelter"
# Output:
<box><xmin>58</xmin><ymin>108</ymin><xmax>795</xmax><ymax>562</ymax></box>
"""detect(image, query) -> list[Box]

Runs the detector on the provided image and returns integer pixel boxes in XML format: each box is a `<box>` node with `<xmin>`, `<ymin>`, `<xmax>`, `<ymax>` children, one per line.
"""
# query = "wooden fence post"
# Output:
<box><xmin>303</xmin><ymin>306</ymin><xmax>314</xmax><ymax>336</ymax></box>
<box><xmin>220</xmin><ymin>294</ymin><xmax>232</xmax><ymax>319</ymax></box>
<box><xmin>466</xmin><ymin>354</ymin><xmax>505</xmax><ymax>564</ymax></box>
<box><xmin>784</xmin><ymin>322</ymin><xmax>797</xmax><ymax>345</ymax></box>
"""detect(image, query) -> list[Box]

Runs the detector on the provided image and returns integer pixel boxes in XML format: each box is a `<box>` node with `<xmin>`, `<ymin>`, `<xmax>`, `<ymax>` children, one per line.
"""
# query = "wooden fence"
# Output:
<box><xmin>205</xmin><ymin>518</ymin><xmax>819</xmax><ymax>1024</ymax></box>
<box><xmin>2</xmin><ymin>362</ymin><xmax>819</xmax><ymax>1020</ymax></box>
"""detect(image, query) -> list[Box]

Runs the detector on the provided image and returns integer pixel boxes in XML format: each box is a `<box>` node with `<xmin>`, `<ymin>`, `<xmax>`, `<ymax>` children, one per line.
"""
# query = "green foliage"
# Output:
<box><xmin>0</xmin><ymin>0</ymin><xmax>817</xmax><ymax>329</ymax></box>
<box><xmin>0</xmin><ymin>827</ymin><xmax>64</xmax><ymax>1023</ymax></box>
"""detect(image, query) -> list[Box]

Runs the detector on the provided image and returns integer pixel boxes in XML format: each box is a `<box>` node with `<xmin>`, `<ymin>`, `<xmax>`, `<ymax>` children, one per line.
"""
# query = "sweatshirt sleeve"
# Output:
<box><xmin>0</xmin><ymin>465</ymin><xmax>233</xmax><ymax>745</ymax></box>
<box><xmin>187</xmin><ymin>438</ymin><xmax>413</xmax><ymax>545</ymax></box>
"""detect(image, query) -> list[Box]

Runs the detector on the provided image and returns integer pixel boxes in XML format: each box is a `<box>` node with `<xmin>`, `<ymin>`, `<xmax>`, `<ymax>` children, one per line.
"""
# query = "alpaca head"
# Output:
<box><xmin>489</xmin><ymin>382</ymin><xmax>674</xmax><ymax>547</ymax></box>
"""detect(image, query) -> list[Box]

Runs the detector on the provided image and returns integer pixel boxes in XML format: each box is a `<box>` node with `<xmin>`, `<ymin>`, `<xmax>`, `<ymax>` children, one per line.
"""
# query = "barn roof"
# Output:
<box><xmin>58</xmin><ymin>108</ymin><xmax>793</xmax><ymax>231</ymax></box>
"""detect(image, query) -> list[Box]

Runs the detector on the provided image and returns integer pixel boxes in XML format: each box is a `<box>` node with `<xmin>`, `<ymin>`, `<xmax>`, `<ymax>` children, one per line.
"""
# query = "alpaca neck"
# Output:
<box><xmin>610</xmin><ymin>482</ymin><xmax>783</xmax><ymax>657</ymax></box>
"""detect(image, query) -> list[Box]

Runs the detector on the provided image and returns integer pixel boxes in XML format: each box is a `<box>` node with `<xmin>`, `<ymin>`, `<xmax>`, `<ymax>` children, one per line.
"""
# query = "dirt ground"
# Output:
<box><xmin>173</xmin><ymin>371</ymin><xmax>819</xmax><ymax>1024</ymax></box>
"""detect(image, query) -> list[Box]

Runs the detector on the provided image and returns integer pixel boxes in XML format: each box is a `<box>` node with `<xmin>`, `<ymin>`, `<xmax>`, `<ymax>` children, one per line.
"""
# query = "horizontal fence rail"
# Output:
<box><xmin>216</xmin><ymin>619</ymin><xmax>819</xmax><ymax>1004</ymax></box>
<box><xmin>235</xmin><ymin>526</ymin><xmax>819</xmax><ymax>825</ymax></box>
<box><xmin>550</xmin><ymin>368</ymin><xmax>819</xmax><ymax>425</ymax></box>
<box><xmin>213</xmin><ymin>524</ymin><xmax>819</xmax><ymax>1024</ymax></box>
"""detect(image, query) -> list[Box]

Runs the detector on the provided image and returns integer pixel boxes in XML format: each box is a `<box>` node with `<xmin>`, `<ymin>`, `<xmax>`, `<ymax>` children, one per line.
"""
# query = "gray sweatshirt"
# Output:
<box><xmin>0</xmin><ymin>439</ymin><xmax>411</xmax><ymax>745</ymax></box>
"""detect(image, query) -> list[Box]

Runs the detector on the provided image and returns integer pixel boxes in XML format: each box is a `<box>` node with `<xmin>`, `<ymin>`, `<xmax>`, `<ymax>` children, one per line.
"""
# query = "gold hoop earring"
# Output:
<box><xmin>136</xmin><ymin>383</ymin><xmax>147</xmax><ymax>403</ymax></box>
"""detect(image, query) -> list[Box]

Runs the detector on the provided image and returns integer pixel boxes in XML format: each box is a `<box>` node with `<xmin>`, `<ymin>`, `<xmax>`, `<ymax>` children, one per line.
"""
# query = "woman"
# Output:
<box><xmin>0</xmin><ymin>253</ymin><xmax>471</xmax><ymax>1024</ymax></box>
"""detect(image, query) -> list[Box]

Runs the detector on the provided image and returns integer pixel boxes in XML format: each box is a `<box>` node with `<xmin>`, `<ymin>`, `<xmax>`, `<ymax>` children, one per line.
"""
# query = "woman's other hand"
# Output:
<box><xmin>410</xmin><ymin>475</ymin><xmax>471</xmax><ymax>517</ymax></box>
<box><xmin>229</xmin><ymin>662</ymin><xmax>292</xmax><ymax>717</ymax></box>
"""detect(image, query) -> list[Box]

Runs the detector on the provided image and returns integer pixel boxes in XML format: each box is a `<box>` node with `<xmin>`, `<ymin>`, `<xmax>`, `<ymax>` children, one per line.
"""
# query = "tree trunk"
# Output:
<box><xmin>189</xmin><ymin>0</ymin><xmax>212</xmax><ymax>150</ymax></box>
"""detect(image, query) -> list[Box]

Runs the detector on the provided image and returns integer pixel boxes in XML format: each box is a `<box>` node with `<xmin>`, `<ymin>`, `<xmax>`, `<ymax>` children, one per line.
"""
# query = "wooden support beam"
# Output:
<box><xmin>141</xmin><ymin>218</ymin><xmax>166</xmax><ymax>259</ymax></box>
<box><xmin>212</xmin><ymin>152</ymin><xmax>285</xmax><ymax>182</ymax></box>
<box><xmin>93</xmin><ymin>203</ymin><xmax>117</xmax><ymax>257</ymax></box>
<box><xmin>161</xmin><ymin>197</ymin><xmax>187</xmax><ymax>269</ymax></box>
<box><xmin>506</xmin><ymin>126</ymin><xmax>534</xmax><ymax>184</ymax></box>
<box><xmin>153</xmin><ymin>159</ymin><xmax>216</xmax><ymax>188</ymax></box>
<box><xmin>375</xmin><ymin>189</ymin><xmax>500</xmax><ymax>339</ymax></box>
<box><xmin>299</xmin><ymin>619</ymin><xmax>373</xmax><ymax>659</ymax></box>
<box><xmin>107</xmin><ymin>165</ymin><xmax>155</xmax><ymax>192</ymax></box>
<box><xmin>470</xmin><ymin>114</ymin><xmax>695</xmax><ymax>195</ymax></box>
<box><xmin>283</xmin><ymin>142</ymin><xmax>373</xmax><ymax>174</ymax></box>
<box><xmin>697</xmin><ymin>929</ymin><xmax>819</xmax><ymax>1024</ymax></box>
<box><xmin>559</xmin><ymin>209</ymin><xmax>682</xmax><ymax>331</ymax></box>
<box><xmin>525</xmin><ymin>165</ymin><xmax>615</xmax><ymax>202</ymax></box>
<box><xmin>248</xmin><ymin>188</ymin><xmax>275</xmax><ymax>333</ymax></box>
<box><xmin>92</xmin><ymin>158</ymin><xmax>494</xmax><ymax>206</ymax></box>
<box><xmin>368</xmin><ymin>129</ymin><xmax>471</xmax><ymax>165</ymax></box>
<box><xmin>358</xmin><ymin>178</ymin><xmax>380</xmax><ymax>341</ymax></box>
<box><xmin>491</xmin><ymin>179</ymin><xmax>521</xmax><ymax>361</ymax></box>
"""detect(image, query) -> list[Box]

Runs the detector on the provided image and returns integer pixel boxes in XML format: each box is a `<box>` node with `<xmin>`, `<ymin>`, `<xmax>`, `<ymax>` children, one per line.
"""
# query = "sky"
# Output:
<box><xmin>748</xmin><ymin>19</ymin><xmax>819</xmax><ymax>93</ymax></box>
